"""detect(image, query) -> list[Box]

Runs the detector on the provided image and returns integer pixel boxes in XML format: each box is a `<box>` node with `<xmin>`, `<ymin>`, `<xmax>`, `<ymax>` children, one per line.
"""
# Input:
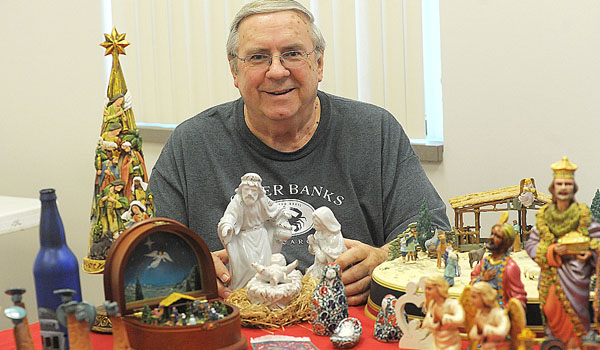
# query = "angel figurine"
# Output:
<box><xmin>518</xmin><ymin>178</ymin><xmax>537</xmax><ymax>208</ymax></box>
<box><xmin>421</xmin><ymin>275</ymin><xmax>464</xmax><ymax>350</ymax></box>
<box><xmin>461</xmin><ymin>282</ymin><xmax>525</xmax><ymax>350</ymax></box>
<box><xmin>306</xmin><ymin>207</ymin><xmax>347</xmax><ymax>279</ymax></box>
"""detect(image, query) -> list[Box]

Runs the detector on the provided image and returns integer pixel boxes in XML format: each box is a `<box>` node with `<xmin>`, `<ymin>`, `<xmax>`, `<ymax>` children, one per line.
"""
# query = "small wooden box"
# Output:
<box><xmin>104</xmin><ymin>218</ymin><xmax>247</xmax><ymax>350</ymax></box>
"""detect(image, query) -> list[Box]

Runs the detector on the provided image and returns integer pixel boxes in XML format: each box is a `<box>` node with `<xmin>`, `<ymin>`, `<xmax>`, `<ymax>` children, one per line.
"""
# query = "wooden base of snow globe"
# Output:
<box><xmin>104</xmin><ymin>218</ymin><xmax>247</xmax><ymax>350</ymax></box>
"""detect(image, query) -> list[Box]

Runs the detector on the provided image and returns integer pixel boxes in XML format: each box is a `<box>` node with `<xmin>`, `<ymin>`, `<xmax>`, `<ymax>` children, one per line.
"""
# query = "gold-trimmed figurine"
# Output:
<box><xmin>525</xmin><ymin>157</ymin><xmax>600</xmax><ymax>346</ymax></box>
<box><xmin>471</xmin><ymin>212</ymin><xmax>527</xmax><ymax>309</ymax></box>
<box><xmin>84</xmin><ymin>28</ymin><xmax>154</xmax><ymax>274</ymax></box>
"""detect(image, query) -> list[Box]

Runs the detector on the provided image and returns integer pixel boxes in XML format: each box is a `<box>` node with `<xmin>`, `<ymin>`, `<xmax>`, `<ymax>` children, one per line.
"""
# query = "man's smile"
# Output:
<box><xmin>265</xmin><ymin>88</ymin><xmax>294</xmax><ymax>96</ymax></box>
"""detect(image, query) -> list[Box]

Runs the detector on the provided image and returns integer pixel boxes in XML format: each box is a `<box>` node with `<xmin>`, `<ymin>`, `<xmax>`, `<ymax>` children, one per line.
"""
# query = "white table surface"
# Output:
<box><xmin>0</xmin><ymin>195</ymin><xmax>40</xmax><ymax>235</ymax></box>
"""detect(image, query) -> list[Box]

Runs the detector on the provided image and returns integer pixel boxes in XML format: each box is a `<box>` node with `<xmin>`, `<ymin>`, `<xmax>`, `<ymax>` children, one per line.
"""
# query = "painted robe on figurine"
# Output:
<box><xmin>311</xmin><ymin>263</ymin><xmax>349</xmax><ymax>336</ymax></box>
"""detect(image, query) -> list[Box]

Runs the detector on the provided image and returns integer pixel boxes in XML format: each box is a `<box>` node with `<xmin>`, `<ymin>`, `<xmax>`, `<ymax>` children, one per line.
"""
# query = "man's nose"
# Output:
<box><xmin>266</xmin><ymin>56</ymin><xmax>290</xmax><ymax>78</ymax></box>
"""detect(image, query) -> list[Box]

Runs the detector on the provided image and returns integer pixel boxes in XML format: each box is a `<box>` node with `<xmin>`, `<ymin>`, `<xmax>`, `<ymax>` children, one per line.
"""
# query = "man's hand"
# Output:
<box><xmin>211</xmin><ymin>249</ymin><xmax>232</xmax><ymax>298</ymax></box>
<box><xmin>335</xmin><ymin>239</ymin><xmax>387</xmax><ymax>305</ymax></box>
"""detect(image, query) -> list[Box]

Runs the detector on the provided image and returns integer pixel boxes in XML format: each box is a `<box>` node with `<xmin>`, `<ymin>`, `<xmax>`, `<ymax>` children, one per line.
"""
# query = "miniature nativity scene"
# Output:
<box><xmin>369</xmin><ymin>156</ymin><xmax>600</xmax><ymax>350</ymax></box>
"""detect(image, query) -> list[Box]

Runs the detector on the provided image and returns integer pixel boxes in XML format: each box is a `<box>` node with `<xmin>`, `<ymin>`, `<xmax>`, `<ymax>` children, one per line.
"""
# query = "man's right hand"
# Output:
<box><xmin>212</xmin><ymin>249</ymin><xmax>232</xmax><ymax>298</ymax></box>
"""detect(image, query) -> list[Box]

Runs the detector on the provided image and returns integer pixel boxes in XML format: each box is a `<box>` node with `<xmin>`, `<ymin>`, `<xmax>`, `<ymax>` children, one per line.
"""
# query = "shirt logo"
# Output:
<box><xmin>275</xmin><ymin>199</ymin><xmax>315</xmax><ymax>236</ymax></box>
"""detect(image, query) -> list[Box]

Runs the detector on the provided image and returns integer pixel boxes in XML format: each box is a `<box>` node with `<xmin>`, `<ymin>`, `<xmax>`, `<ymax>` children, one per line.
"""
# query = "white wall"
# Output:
<box><xmin>1</xmin><ymin>0</ymin><xmax>599</xmax><ymax>330</ymax></box>
<box><xmin>428</xmin><ymin>0</ymin><xmax>600</xmax><ymax>232</ymax></box>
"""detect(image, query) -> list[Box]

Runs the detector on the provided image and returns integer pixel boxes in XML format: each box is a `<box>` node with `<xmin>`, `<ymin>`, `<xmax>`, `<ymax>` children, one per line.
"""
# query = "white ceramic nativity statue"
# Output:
<box><xmin>218</xmin><ymin>173</ymin><xmax>293</xmax><ymax>290</ymax></box>
<box><xmin>246</xmin><ymin>253</ymin><xmax>303</xmax><ymax>310</ymax></box>
<box><xmin>306</xmin><ymin>206</ymin><xmax>347</xmax><ymax>279</ymax></box>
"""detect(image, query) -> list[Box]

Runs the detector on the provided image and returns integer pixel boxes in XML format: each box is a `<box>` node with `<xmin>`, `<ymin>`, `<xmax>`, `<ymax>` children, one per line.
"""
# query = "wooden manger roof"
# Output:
<box><xmin>449</xmin><ymin>185</ymin><xmax>552</xmax><ymax>210</ymax></box>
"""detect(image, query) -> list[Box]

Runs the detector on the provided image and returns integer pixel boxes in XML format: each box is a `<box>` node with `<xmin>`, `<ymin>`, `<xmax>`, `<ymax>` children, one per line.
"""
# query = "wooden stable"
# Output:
<box><xmin>448</xmin><ymin>180</ymin><xmax>552</xmax><ymax>248</ymax></box>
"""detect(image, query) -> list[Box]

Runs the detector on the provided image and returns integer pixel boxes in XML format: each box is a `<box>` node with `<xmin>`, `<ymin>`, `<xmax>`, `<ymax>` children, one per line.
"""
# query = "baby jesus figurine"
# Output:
<box><xmin>246</xmin><ymin>253</ymin><xmax>303</xmax><ymax>310</ymax></box>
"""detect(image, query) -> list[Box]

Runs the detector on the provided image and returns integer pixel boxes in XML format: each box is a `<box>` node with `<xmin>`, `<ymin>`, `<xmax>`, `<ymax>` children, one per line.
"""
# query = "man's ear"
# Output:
<box><xmin>228</xmin><ymin>56</ymin><xmax>239</xmax><ymax>88</ymax></box>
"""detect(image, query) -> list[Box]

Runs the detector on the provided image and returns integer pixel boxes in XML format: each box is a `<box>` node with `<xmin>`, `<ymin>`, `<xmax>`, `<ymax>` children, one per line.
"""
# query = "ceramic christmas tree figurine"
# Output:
<box><xmin>306</xmin><ymin>206</ymin><xmax>347</xmax><ymax>278</ymax></box>
<box><xmin>311</xmin><ymin>263</ymin><xmax>349</xmax><ymax>336</ymax></box>
<box><xmin>84</xmin><ymin>28</ymin><xmax>154</xmax><ymax>274</ymax></box>
<box><xmin>374</xmin><ymin>294</ymin><xmax>401</xmax><ymax>342</ymax></box>
<box><xmin>218</xmin><ymin>173</ymin><xmax>293</xmax><ymax>290</ymax></box>
<box><xmin>525</xmin><ymin>157</ymin><xmax>600</xmax><ymax>346</ymax></box>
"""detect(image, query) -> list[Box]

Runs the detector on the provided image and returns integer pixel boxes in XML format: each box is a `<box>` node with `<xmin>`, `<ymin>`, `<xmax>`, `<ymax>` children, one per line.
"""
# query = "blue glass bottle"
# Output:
<box><xmin>33</xmin><ymin>189</ymin><xmax>82</xmax><ymax>350</ymax></box>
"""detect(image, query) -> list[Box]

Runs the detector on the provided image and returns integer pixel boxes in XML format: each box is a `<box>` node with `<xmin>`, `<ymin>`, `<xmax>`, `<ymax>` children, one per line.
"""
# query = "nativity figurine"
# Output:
<box><xmin>443</xmin><ymin>244</ymin><xmax>459</xmax><ymax>287</ymax></box>
<box><xmin>525</xmin><ymin>157</ymin><xmax>600</xmax><ymax>346</ymax></box>
<box><xmin>471</xmin><ymin>212</ymin><xmax>527</xmax><ymax>309</ymax></box>
<box><xmin>306</xmin><ymin>206</ymin><xmax>347</xmax><ymax>278</ymax></box>
<box><xmin>246</xmin><ymin>253</ymin><xmax>303</xmax><ymax>310</ymax></box>
<box><xmin>218</xmin><ymin>173</ymin><xmax>293</xmax><ymax>289</ymax></box>
<box><xmin>421</xmin><ymin>274</ymin><xmax>464</xmax><ymax>350</ymax></box>
<box><xmin>468</xmin><ymin>282</ymin><xmax>511</xmax><ymax>350</ymax></box>
<box><xmin>311</xmin><ymin>263</ymin><xmax>349</xmax><ymax>336</ymax></box>
<box><xmin>374</xmin><ymin>294</ymin><xmax>401</xmax><ymax>342</ymax></box>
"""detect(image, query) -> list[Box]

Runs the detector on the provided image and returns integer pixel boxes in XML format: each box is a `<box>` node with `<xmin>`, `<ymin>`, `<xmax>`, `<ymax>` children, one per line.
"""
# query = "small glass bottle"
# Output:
<box><xmin>33</xmin><ymin>189</ymin><xmax>82</xmax><ymax>350</ymax></box>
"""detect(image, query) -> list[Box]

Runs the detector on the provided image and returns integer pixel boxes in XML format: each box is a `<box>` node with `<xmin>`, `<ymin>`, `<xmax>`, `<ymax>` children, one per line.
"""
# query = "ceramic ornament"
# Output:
<box><xmin>310</xmin><ymin>263</ymin><xmax>349</xmax><ymax>336</ymax></box>
<box><xmin>374</xmin><ymin>294</ymin><xmax>401</xmax><ymax>342</ymax></box>
<box><xmin>330</xmin><ymin>317</ymin><xmax>362</xmax><ymax>348</ymax></box>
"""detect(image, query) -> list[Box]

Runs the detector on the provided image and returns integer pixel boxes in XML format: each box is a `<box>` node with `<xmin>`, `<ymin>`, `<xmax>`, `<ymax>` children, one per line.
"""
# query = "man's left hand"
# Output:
<box><xmin>335</xmin><ymin>239</ymin><xmax>387</xmax><ymax>305</ymax></box>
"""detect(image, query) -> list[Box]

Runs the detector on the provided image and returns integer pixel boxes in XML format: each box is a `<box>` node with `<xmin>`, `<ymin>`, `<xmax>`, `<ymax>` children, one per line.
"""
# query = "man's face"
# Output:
<box><xmin>241</xmin><ymin>186</ymin><xmax>258</xmax><ymax>206</ymax></box>
<box><xmin>230</xmin><ymin>10</ymin><xmax>323</xmax><ymax>123</ymax></box>
<box><xmin>114</xmin><ymin>185</ymin><xmax>124</xmax><ymax>193</ymax></box>
<box><xmin>553</xmin><ymin>177</ymin><xmax>575</xmax><ymax>201</ymax></box>
<box><xmin>486</xmin><ymin>225</ymin><xmax>505</xmax><ymax>253</ymax></box>
<box><xmin>122</xmin><ymin>145</ymin><xmax>131</xmax><ymax>153</ymax></box>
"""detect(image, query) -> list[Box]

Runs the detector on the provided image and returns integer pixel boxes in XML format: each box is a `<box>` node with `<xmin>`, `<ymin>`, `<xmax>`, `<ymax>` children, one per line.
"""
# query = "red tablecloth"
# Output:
<box><xmin>0</xmin><ymin>305</ymin><xmax>469</xmax><ymax>349</ymax></box>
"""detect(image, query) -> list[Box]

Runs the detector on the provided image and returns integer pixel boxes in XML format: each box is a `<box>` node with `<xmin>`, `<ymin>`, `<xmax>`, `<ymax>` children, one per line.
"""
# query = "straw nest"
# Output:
<box><xmin>225</xmin><ymin>274</ymin><xmax>319</xmax><ymax>329</ymax></box>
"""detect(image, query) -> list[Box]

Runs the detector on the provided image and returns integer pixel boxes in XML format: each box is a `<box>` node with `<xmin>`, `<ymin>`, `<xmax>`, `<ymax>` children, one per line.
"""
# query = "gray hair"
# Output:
<box><xmin>226</xmin><ymin>0</ymin><xmax>326</xmax><ymax>72</ymax></box>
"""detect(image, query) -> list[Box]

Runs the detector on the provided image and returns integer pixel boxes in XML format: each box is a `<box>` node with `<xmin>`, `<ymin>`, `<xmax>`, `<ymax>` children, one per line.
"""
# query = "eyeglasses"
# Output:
<box><xmin>235</xmin><ymin>49</ymin><xmax>316</xmax><ymax>69</ymax></box>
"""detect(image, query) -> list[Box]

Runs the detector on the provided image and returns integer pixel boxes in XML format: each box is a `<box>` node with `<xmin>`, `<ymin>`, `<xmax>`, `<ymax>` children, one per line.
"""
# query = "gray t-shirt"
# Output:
<box><xmin>149</xmin><ymin>91</ymin><xmax>451</xmax><ymax>270</ymax></box>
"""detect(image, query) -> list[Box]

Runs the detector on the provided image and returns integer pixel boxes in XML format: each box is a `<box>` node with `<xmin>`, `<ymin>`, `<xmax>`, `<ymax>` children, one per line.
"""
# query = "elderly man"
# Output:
<box><xmin>471</xmin><ymin>213</ymin><xmax>526</xmax><ymax>309</ymax></box>
<box><xmin>149</xmin><ymin>0</ymin><xmax>450</xmax><ymax>304</ymax></box>
<box><xmin>525</xmin><ymin>157</ymin><xmax>600</xmax><ymax>345</ymax></box>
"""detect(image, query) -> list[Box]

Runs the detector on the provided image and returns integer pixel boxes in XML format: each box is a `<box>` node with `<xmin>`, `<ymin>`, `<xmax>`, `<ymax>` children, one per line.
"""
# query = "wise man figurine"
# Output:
<box><xmin>525</xmin><ymin>157</ymin><xmax>600</xmax><ymax>346</ymax></box>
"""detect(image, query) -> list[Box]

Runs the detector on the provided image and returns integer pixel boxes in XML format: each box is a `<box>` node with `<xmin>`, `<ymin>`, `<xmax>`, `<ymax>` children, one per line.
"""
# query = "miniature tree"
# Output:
<box><xmin>416</xmin><ymin>199</ymin><xmax>433</xmax><ymax>252</ymax></box>
<box><xmin>135</xmin><ymin>277</ymin><xmax>144</xmax><ymax>301</ymax></box>
<box><xmin>591</xmin><ymin>189</ymin><xmax>600</xmax><ymax>222</ymax></box>
<box><xmin>141</xmin><ymin>304</ymin><xmax>152</xmax><ymax>324</ymax></box>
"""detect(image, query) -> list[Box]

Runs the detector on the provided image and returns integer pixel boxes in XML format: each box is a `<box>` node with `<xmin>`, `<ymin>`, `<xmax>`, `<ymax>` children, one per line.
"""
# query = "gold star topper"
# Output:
<box><xmin>100</xmin><ymin>27</ymin><xmax>130</xmax><ymax>56</ymax></box>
